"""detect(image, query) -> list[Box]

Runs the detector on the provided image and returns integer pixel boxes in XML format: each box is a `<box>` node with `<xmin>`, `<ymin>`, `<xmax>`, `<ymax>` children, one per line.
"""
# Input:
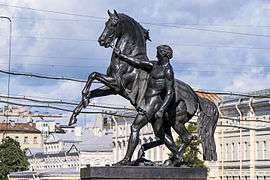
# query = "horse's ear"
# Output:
<box><xmin>113</xmin><ymin>9</ymin><xmax>119</xmax><ymax>18</ymax></box>
<box><xmin>107</xmin><ymin>10</ymin><xmax>113</xmax><ymax>17</ymax></box>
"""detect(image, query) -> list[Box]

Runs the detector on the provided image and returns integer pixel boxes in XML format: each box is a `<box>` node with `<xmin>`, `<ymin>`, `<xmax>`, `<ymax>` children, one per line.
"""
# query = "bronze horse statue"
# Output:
<box><xmin>69</xmin><ymin>10</ymin><xmax>218</xmax><ymax>166</ymax></box>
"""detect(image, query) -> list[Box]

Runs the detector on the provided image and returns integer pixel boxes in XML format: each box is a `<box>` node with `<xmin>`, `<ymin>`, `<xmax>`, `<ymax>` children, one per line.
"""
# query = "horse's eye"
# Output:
<box><xmin>111</xmin><ymin>20</ymin><xmax>118</xmax><ymax>26</ymax></box>
<box><xmin>110</xmin><ymin>17</ymin><xmax>118</xmax><ymax>26</ymax></box>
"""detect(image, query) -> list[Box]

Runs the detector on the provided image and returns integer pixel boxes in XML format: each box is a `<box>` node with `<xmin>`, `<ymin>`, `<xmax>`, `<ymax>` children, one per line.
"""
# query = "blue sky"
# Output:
<box><xmin>0</xmin><ymin>0</ymin><xmax>269</xmax><ymax>123</ymax></box>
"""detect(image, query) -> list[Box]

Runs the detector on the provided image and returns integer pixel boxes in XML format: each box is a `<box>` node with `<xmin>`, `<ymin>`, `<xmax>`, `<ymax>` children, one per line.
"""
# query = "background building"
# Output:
<box><xmin>101</xmin><ymin>92</ymin><xmax>221</xmax><ymax>164</ymax></box>
<box><xmin>212</xmin><ymin>89</ymin><xmax>270</xmax><ymax>180</ymax></box>
<box><xmin>9</xmin><ymin>168</ymin><xmax>80</xmax><ymax>180</ymax></box>
<box><xmin>27</xmin><ymin>126</ymin><xmax>112</xmax><ymax>171</ymax></box>
<box><xmin>0</xmin><ymin>122</ymin><xmax>43</xmax><ymax>150</ymax></box>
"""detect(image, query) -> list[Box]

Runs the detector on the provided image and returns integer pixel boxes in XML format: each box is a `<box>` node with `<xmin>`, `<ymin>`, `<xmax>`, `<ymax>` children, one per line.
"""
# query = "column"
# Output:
<box><xmin>249</xmin><ymin>98</ymin><xmax>256</xmax><ymax>180</ymax></box>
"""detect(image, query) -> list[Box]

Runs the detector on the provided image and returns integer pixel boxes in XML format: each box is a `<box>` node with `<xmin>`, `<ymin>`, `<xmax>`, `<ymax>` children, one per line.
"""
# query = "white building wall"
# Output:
<box><xmin>112</xmin><ymin>121</ymin><xmax>174</xmax><ymax>163</ymax></box>
<box><xmin>29</xmin><ymin>150</ymin><xmax>112</xmax><ymax>171</ymax></box>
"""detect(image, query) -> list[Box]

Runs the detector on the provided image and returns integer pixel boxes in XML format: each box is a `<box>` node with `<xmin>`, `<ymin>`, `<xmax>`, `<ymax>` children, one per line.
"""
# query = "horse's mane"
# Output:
<box><xmin>118</xmin><ymin>13</ymin><xmax>151</xmax><ymax>42</ymax></box>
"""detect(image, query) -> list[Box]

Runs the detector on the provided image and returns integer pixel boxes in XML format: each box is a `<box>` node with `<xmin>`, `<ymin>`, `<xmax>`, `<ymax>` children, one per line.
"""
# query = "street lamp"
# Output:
<box><xmin>0</xmin><ymin>16</ymin><xmax>12</xmax><ymax>135</ymax></box>
<box><xmin>0</xmin><ymin>16</ymin><xmax>12</xmax><ymax>102</ymax></box>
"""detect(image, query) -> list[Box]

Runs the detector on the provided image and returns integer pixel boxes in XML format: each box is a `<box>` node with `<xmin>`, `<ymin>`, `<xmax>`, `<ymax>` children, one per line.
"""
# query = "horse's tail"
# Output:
<box><xmin>197</xmin><ymin>97</ymin><xmax>219</xmax><ymax>161</ymax></box>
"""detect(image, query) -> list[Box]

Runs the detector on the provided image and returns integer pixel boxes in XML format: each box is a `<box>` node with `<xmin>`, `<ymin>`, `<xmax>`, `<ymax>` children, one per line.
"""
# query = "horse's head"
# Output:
<box><xmin>98</xmin><ymin>10</ymin><xmax>121</xmax><ymax>48</ymax></box>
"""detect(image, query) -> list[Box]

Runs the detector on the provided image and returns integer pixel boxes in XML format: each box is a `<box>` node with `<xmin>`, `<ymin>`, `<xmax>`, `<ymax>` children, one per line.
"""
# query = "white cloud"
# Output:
<box><xmin>0</xmin><ymin>0</ymin><xmax>268</xmax><ymax>118</ymax></box>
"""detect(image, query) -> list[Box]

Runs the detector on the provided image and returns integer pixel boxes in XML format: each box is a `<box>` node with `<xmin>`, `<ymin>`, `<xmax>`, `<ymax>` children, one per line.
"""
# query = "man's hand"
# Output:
<box><xmin>114</xmin><ymin>48</ymin><xmax>121</xmax><ymax>56</ymax></box>
<box><xmin>155</xmin><ymin>109</ymin><xmax>164</xmax><ymax>119</ymax></box>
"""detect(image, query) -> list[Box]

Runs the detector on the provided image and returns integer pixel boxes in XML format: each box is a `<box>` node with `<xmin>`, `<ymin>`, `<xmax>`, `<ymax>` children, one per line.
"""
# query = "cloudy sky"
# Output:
<box><xmin>0</xmin><ymin>0</ymin><xmax>269</xmax><ymax>123</ymax></box>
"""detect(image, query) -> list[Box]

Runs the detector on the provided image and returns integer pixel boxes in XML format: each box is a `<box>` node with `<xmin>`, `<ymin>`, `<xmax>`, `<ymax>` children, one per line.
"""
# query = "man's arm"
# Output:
<box><xmin>115</xmin><ymin>49</ymin><xmax>153</xmax><ymax>72</ymax></box>
<box><xmin>158</xmin><ymin>65</ymin><xmax>175</xmax><ymax>113</ymax></box>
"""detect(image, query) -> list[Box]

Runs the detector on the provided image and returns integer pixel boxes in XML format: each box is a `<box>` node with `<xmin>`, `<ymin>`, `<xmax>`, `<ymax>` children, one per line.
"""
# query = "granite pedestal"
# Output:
<box><xmin>81</xmin><ymin>166</ymin><xmax>207</xmax><ymax>180</ymax></box>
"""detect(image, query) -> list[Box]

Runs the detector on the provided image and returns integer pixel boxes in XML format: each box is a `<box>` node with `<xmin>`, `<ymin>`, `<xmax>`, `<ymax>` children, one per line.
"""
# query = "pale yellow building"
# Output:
<box><xmin>0</xmin><ymin>122</ymin><xmax>43</xmax><ymax>150</ymax></box>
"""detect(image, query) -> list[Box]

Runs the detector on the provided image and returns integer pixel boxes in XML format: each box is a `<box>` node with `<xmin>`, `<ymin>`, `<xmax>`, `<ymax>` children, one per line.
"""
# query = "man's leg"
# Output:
<box><xmin>173</xmin><ymin>114</ymin><xmax>193</xmax><ymax>164</ymax></box>
<box><xmin>114</xmin><ymin>113</ymin><xmax>148</xmax><ymax>165</ymax></box>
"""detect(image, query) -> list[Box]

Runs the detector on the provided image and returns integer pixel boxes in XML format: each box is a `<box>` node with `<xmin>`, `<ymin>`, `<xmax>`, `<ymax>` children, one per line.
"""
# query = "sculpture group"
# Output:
<box><xmin>69</xmin><ymin>10</ymin><xmax>218</xmax><ymax>167</ymax></box>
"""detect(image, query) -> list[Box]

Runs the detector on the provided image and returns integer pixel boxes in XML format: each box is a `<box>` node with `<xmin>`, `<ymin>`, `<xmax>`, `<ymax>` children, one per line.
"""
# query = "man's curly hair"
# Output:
<box><xmin>157</xmin><ymin>45</ymin><xmax>173</xmax><ymax>59</ymax></box>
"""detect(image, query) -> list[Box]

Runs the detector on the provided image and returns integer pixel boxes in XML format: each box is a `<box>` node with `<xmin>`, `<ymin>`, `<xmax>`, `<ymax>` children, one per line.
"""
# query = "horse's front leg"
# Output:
<box><xmin>82</xmin><ymin>72</ymin><xmax>97</xmax><ymax>97</ymax></box>
<box><xmin>69</xmin><ymin>88</ymin><xmax>116</xmax><ymax>126</ymax></box>
<box><xmin>82</xmin><ymin>72</ymin><xmax>119</xmax><ymax>107</ymax></box>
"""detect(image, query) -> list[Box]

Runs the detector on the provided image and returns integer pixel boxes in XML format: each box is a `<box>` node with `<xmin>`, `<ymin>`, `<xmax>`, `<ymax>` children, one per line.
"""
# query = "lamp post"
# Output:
<box><xmin>0</xmin><ymin>16</ymin><xmax>12</xmax><ymax>138</ymax></box>
<box><xmin>0</xmin><ymin>16</ymin><xmax>12</xmax><ymax>99</ymax></box>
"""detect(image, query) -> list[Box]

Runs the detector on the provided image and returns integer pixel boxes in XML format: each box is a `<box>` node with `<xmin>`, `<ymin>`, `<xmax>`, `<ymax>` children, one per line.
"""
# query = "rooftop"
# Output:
<box><xmin>9</xmin><ymin>168</ymin><xmax>79</xmax><ymax>178</ymax></box>
<box><xmin>196</xmin><ymin>90</ymin><xmax>222</xmax><ymax>103</ymax></box>
<box><xmin>45</xmin><ymin>128</ymin><xmax>113</xmax><ymax>152</ymax></box>
<box><xmin>0</xmin><ymin>123</ymin><xmax>41</xmax><ymax>133</ymax></box>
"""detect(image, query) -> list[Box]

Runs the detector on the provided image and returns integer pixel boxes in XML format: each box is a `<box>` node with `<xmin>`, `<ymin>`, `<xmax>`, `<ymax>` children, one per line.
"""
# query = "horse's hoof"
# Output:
<box><xmin>69</xmin><ymin>115</ymin><xmax>77</xmax><ymax>126</ymax></box>
<box><xmin>112</xmin><ymin>159</ymin><xmax>131</xmax><ymax>166</ymax></box>
<box><xmin>163</xmin><ymin>159</ymin><xmax>174</xmax><ymax>167</ymax></box>
<box><xmin>172</xmin><ymin>159</ymin><xmax>182</xmax><ymax>167</ymax></box>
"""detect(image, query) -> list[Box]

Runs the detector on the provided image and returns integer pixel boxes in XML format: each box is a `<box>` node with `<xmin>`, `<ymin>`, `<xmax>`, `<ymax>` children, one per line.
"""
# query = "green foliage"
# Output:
<box><xmin>0</xmin><ymin>137</ymin><xmax>29</xmax><ymax>179</ymax></box>
<box><xmin>174</xmin><ymin>123</ymin><xmax>207</xmax><ymax>168</ymax></box>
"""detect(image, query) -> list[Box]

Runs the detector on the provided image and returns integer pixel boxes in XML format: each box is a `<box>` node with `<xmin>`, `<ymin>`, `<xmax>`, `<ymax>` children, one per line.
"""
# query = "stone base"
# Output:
<box><xmin>80</xmin><ymin>166</ymin><xmax>207</xmax><ymax>180</ymax></box>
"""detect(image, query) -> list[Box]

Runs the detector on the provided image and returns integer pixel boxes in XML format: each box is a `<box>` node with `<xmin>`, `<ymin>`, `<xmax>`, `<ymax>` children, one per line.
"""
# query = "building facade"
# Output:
<box><xmin>0</xmin><ymin>122</ymin><xmax>43</xmax><ymax>150</ymax></box>
<box><xmin>213</xmin><ymin>89</ymin><xmax>270</xmax><ymax>180</ymax></box>
<box><xmin>109</xmin><ymin>92</ymin><xmax>220</xmax><ymax>164</ymax></box>
<box><xmin>27</xmin><ymin>127</ymin><xmax>113</xmax><ymax>171</ymax></box>
<box><xmin>111</xmin><ymin>115</ymin><xmax>171</xmax><ymax>163</ymax></box>
<box><xmin>107</xmin><ymin>89</ymin><xmax>270</xmax><ymax>180</ymax></box>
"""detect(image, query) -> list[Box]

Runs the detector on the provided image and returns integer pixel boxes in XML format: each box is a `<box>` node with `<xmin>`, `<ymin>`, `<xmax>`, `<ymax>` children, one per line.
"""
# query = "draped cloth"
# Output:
<box><xmin>126</xmin><ymin>69</ymin><xmax>149</xmax><ymax>111</ymax></box>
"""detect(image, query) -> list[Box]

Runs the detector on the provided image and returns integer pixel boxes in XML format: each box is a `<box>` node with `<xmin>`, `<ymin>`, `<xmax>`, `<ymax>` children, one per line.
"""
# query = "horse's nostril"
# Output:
<box><xmin>98</xmin><ymin>38</ymin><xmax>105</xmax><ymax>44</ymax></box>
<box><xmin>98</xmin><ymin>37</ymin><xmax>103</xmax><ymax>42</ymax></box>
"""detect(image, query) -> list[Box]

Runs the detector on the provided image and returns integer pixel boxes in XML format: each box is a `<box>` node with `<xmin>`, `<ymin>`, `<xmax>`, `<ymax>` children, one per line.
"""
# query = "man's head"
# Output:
<box><xmin>156</xmin><ymin>45</ymin><xmax>173</xmax><ymax>60</ymax></box>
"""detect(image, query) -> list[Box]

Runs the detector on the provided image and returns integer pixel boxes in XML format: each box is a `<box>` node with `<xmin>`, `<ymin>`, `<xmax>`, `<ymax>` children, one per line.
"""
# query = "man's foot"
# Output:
<box><xmin>112</xmin><ymin>159</ymin><xmax>131</xmax><ymax>166</ymax></box>
<box><xmin>137</xmin><ymin>147</ymin><xmax>145</xmax><ymax>159</ymax></box>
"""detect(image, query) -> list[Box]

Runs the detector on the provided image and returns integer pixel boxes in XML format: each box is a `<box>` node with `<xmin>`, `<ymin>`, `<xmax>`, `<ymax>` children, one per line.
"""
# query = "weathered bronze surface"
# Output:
<box><xmin>69</xmin><ymin>10</ymin><xmax>218</xmax><ymax>167</ymax></box>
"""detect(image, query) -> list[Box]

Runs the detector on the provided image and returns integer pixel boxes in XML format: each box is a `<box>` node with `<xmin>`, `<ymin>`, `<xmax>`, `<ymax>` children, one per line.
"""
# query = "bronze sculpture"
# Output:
<box><xmin>69</xmin><ymin>10</ymin><xmax>218</xmax><ymax>166</ymax></box>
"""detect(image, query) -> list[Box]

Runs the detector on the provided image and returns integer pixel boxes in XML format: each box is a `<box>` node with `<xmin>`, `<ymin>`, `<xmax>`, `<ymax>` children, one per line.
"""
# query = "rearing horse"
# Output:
<box><xmin>70</xmin><ymin>10</ymin><xmax>150</xmax><ymax>122</ymax></box>
<box><xmin>69</xmin><ymin>10</ymin><xmax>218</xmax><ymax>166</ymax></box>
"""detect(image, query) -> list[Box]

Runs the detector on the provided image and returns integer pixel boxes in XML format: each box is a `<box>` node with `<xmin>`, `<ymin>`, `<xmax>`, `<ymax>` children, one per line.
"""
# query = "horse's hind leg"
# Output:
<box><xmin>140</xmin><ymin>118</ymin><xmax>180</xmax><ymax>164</ymax></box>
<box><xmin>137</xmin><ymin>139</ymin><xmax>163</xmax><ymax>159</ymax></box>
<box><xmin>138</xmin><ymin>120</ymin><xmax>178</xmax><ymax>163</ymax></box>
<box><xmin>172</xmin><ymin>113</ymin><xmax>193</xmax><ymax>164</ymax></box>
<box><xmin>137</xmin><ymin>124</ymin><xmax>174</xmax><ymax>160</ymax></box>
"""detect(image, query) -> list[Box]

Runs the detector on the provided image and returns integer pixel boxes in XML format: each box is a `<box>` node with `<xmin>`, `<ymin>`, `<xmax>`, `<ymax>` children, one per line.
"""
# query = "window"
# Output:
<box><xmin>256</xmin><ymin>141</ymin><xmax>259</xmax><ymax>160</ymax></box>
<box><xmin>15</xmin><ymin>136</ymin><xmax>19</xmax><ymax>141</ymax></box>
<box><xmin>219</xmin><ymin>144</ymin><xmax>222</xmax><ymax>159</ymax></box>
<box><xmin>244</xmin><ymin>142</ymin><xmax>248</xmax><ymax>160</ymax></box>
<box><xmin>236</xmin><ymin>142</ymin><xmax>240</xmax><ymax>160</ymax></box>
<box><xmin>33</xmin><ymin>137</ymin><xmax>38</xmax><ymax>144</ymax></box>
<box><xmin>24</xmin><ymin>136</ymin><xmax>29</xmax><ymax>144</ymax></box>
<box><xmin>231</xmin><ymin>143</ymin><xmax>235</xmax><ymax>160</ymax></box>
<box><xmin>263</xmin><ymin>141</ymin><xmax>266</xmax><ymax>159</ymax></box>
<box><xmin>225</xmin><ymin>143</ymin><xmax>228</xmax><ymax>160</ymax></box>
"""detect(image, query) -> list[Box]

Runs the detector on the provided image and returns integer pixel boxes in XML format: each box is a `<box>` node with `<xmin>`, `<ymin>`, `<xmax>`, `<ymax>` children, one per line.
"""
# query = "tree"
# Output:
<box><xmin>0</xmin><ymin>137</ymin><xmax>29</xmax><ymax>179</ymax></box>
<box><xmin>173</xmin><ymin>123</ymin><xmax>207</xmax><ymax>168</ymax></box>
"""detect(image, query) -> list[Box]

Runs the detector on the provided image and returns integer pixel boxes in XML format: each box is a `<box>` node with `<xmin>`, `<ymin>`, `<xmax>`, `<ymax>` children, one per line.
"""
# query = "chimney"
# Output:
<box><xmin>10</xmin><ymin>120</ymin><xmax>15</xmax><ymax>127</ymax></box>
<box><xmin>74</xmin><ymin>126</ymin><xmax>82</xmax><ymax>137</ymax></box>
<box><xmin>27</xmin><ymin>115</ymin><xmax>33</xmax><ymax>123</ymax></box>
